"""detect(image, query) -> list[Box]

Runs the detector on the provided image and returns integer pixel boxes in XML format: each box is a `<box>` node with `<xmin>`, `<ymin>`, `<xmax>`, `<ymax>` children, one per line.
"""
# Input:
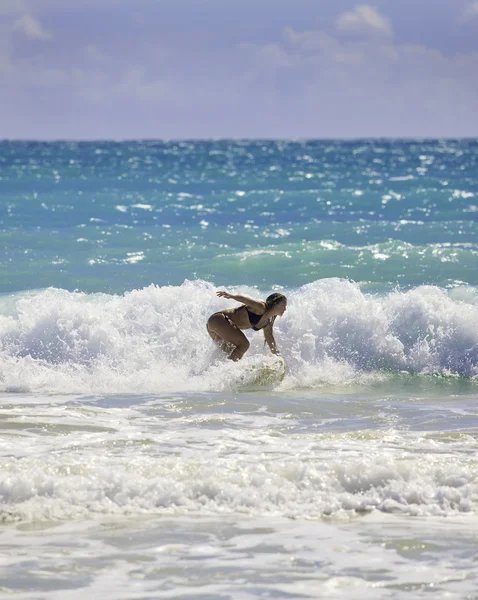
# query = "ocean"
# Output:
<box><xmin>1</xmin><ymin>139</ymin><xmax>477</xmax><ymax>598</ymax></box>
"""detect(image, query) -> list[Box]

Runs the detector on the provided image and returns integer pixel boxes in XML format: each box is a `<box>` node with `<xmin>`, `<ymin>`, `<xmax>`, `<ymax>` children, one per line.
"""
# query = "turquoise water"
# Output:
<box><xmin>2</xmin><ymin>139</ymin><xmax>477</xmax><ymax>292</ymax></box>
<box><xmin>1</xmin><ymin>139</ymin><xmax>478</xmax><ymax>599</ymax></box>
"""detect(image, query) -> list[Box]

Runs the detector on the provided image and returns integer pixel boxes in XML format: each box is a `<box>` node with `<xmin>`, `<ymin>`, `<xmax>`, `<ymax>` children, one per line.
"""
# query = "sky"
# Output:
<box><xmin>1</xmin><ymin>0</ymin><xmax>478</xmax><ymax>139</ymax></box>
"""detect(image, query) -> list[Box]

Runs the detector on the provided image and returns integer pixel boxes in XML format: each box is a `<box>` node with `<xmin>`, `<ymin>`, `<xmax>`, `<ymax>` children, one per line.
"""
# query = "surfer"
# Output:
<box><xmin>207</xmin><ymin>290</ymin><xmax>287</xmax><ymax>361</ymax></box>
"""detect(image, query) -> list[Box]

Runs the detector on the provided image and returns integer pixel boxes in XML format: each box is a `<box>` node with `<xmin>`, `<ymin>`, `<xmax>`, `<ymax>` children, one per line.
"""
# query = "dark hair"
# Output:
<box><xmin>265</xmin><ymin>293</ymin><xmax>287</xmax><ymax>310</ymax></box>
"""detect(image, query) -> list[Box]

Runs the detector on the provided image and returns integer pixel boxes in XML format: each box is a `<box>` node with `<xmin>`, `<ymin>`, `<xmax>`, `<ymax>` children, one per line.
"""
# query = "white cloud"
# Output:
<box><xmin>1</xmin><ymin>5</ymin><xmax>50</xmax><ymax>75</ymax></box>
<box><xmin>461</xmin><ymin>1</ymin><xmax>478</xmax><ymax>21</ymax></box>
<box><xmin>66</xmin><ymin>65</ymin><xmax>171</xmax><ymax>107</ymax></box>
<box><xmin>238</xmin><ymin>27</ymin><xmax>478</xmax><ymax>136</ymax></box>
<box><xmin>240</xmin><ymin>41</ymin><xmax>294</xmax><ymax>70</ymax></box>
<box><xmin>14</xmin><ymin>13</ymin><xmax>51</xmax><ymax>40</ymax></box>
<box><xmin>1</xmin><ymin>2</ymin><xmax>477</xmax><ymax>138</ymax></box>
<box><xmin>112</xmin><ymin>67</ymin><xmax>170</xmax><ymax>102</ymax></box>
<box><xmin>283</xmin><ymin>28</ymin><xmax>338</xmax><ymax>52</ymax></box>
<box><xmin>336</xmin><ymin>5</ymin><xmax>393</xmax><ymax>38</ymax></box>
<box><xmin>282</xmin><ymin>26</ymin><xmax>401</xmax><ymax>70</ymax></box>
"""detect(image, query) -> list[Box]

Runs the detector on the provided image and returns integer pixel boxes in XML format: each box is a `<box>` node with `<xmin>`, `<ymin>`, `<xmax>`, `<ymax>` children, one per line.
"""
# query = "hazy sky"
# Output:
<box><xmin>1</xmin><ymin>0</ymin><xmax>478</xmax><ymax>139</ymax></box>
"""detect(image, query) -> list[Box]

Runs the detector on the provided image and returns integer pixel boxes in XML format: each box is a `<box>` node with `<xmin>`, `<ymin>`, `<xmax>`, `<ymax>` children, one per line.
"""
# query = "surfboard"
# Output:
<box><xmin>247</xmin><ymin>358</ymin><xmax>286</xmax><ymax>386</ymax></box>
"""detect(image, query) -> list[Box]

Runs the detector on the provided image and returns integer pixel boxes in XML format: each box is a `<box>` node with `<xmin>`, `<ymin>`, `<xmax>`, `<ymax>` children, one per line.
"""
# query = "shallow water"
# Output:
<box><xmin>1</xmin><ymin>386</ymin><xmax>478</xmax><ymax>598</ymax></box>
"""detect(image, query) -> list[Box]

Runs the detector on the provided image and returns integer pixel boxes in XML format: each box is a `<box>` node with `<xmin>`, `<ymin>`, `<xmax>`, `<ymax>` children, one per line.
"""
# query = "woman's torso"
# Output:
<box><xmin>221</xmin><ymin>305</ymin><xmax>269</xmax><ymax>331</ymax></box>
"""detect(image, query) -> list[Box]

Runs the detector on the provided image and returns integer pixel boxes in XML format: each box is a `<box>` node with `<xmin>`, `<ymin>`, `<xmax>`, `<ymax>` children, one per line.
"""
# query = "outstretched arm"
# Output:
<box><xmin>263</xmin><ymin>322</ymin><xmax>280</xmax><ymax>356</ymax></box>
<box><xmin>216</xmin><ymin>290</ymin><xmax>265</xmax><ymax>313</ymax></box>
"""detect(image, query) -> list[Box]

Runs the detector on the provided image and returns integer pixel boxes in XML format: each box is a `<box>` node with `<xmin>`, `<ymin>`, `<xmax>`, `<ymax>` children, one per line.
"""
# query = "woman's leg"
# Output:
<box><xmin>207</xmin><ymin>314</ymin><xmax>250</xmax><ymax>361</ymax></box>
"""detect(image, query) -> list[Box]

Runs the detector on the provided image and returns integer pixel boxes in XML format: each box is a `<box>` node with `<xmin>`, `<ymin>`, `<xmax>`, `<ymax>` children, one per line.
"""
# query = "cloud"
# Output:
<box><xmin>335</xmin><ymin>4</ymin><xmax>393</xmax><ymax>38</ymax></box>
<box><xmin>1</xmin><ymin>2</ymin><xmax>477</xmax><ymax>138</ymax></box>
<box><xmin>240</xmin><ymin>41</ymin><xmax>295</xmax><ymax>70</ymax></box>
<box><xmin>461</xmin><ymin>1</ymin><xmax>478</xmax><ymax>21</ymax></box>
<box><xmin>110</xmin><ymin>67</ymin><xmax>170</xmax><ymax>103</ymax></box>
<box><xmin>14</xmin><ymin>13</ymin><xmax>51</xmax><ymax>40</ymax></box>
<box><xmin>237</xmin><ymin>26</ymin><xmax>478</xmax><ymax>136</ymax></box>
<box><xmin>1</xmin><ymin>6</ymin><xmax>50</xmax><ymax>77</ymax></box>
<box><xmin>282</xmin><ymin>26</ymin><xmax>400</xmax><ymax>68</ymax></box>
<box><xmin>283</xmin><ymin>27</ymin><xmax>338</xmax><ymax>52</ymax></box>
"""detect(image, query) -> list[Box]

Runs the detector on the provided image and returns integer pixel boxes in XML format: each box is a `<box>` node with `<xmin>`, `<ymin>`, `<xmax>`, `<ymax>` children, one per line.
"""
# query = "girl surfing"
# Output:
<box><xmin>207</xmin><ymin>291</ymin><xmax>287</xmax><ymax>361</ymax></box>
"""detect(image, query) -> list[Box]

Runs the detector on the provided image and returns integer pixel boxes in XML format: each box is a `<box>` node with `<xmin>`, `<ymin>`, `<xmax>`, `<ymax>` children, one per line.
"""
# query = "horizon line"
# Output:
<box><xmin>2</xmin><ymin>136</ymin><xmax>478</xmax><ymax>143</ymax></box>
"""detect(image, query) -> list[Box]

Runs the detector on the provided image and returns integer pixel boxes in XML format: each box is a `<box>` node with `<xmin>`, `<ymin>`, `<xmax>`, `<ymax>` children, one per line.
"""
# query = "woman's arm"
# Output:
<box><xmin>263</xmin><ymin>322</ymin><xmax>280</xmax><ymax>355</ymax></box>
<box><xmin>216</xmin><ymin>291</ymin><xmax>265</xmax><ymax>313</ymax></box>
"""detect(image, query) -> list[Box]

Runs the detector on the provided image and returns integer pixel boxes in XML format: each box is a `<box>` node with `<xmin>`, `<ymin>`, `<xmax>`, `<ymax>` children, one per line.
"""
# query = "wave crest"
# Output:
<box><xmin>1</xmin><ymin>279</ymin><xmax>478</xmax><ymax>393</ymax></box>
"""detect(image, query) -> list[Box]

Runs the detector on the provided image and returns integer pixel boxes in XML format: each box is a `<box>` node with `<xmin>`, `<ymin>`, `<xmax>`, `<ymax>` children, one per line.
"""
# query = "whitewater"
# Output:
<box><xmin>1</xmin><ymin>279</ymin><xmax>478</xmax><ymax>395</ymax></box>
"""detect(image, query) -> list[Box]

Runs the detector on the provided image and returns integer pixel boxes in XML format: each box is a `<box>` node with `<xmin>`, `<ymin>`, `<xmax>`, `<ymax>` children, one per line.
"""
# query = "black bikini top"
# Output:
<box><xmin>244</xmin><ymin>307</ymin><xmax>268</xmax><ymax>331</ymax></box>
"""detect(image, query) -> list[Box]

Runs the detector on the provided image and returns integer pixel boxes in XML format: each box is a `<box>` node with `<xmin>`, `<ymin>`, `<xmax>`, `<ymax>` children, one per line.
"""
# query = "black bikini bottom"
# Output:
<box><xmin>207</xmin><ymin>312</ymin><xmax>237</xmax><ymax>330</ymax></box>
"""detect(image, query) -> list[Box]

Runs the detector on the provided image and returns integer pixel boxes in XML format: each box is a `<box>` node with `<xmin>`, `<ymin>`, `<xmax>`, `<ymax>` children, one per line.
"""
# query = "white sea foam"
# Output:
<box><xmin>0</xmin><ymin>407</ymin><xmax>476</xmax><ymax>523</ymax></box>
<box><xmin>0</xmin><ymin>279</ymin><xmax>477</xmax><ymax>395</ymax></box>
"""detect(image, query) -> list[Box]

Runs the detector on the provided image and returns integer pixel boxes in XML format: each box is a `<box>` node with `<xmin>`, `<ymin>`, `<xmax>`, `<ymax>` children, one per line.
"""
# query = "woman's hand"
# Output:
<box><xmin>216</xmin><ymin>290</ymin><xmax>232</xmax><ymax>299</ymax></box>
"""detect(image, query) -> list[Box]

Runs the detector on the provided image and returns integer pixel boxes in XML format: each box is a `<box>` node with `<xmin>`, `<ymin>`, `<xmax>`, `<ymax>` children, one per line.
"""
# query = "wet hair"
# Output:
<box><xmin>263</xmin><ymin>293</ymin><xmax>286</xmax><ymax>340</ymax></box>
<box><xmin>265</xmin><ymin>292</ymin><xmax>287</xmax><ymax>310</ymax></box>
